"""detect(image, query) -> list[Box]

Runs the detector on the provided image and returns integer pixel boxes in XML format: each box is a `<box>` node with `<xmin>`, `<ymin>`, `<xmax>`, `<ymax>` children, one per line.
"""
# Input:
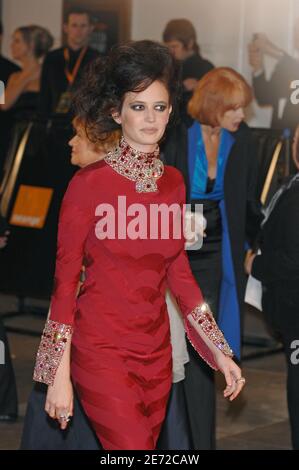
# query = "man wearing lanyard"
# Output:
<box><xmin>39</xmin><ymin>7</ymin><xmax>98</xmax><ymax>117</ymax></box>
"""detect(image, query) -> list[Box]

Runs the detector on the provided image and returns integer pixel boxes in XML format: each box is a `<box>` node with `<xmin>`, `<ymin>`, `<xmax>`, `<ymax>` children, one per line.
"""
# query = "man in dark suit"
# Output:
<box><xmin>248</xmin><ymin>20</ymin><xmax>299</xmax><ymax>131</ymax></box>
<box><xmin>0</xmin><ymin>21</ymin><xmax>21</xmax><ymax>176</ymax></box>
<box><xmin>246</xmin><ymin>125</ymin><xmax>299</xmax><ymax>449</ymax></box>
<box><xmin>39</xmin><ymin>7</ymin><xmax>98</xmax><ymax>117</ymax></box>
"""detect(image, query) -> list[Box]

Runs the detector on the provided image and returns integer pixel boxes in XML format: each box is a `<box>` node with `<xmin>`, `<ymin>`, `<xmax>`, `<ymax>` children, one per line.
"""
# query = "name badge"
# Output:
<box><xmin>55</xmin><ymin>91</ymin><xmax>72</xmax><ymax>114</ymax></box>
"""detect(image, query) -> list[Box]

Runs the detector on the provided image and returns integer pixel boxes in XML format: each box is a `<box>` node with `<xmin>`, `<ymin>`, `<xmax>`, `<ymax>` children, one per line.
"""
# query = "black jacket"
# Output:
<box><xmin>252</xmin><ymin>177</ymin><xmax>299</xmax><ymax>284</ymax></box>
<box><xmin>180</xmin><ymin>54</ymin><xmax>214</xmax><ymax>126</ymax></box>
<box><xmin>181</xmin><ymin>53</ymin><xmax>214</xmax><ymax>81</ymax></box>
<box><xmin>38</xmin><ymin>46</ymin><xmax>98</xmax><ymax>116</ymax></box>
<box><xmin>162</xmin><ymin>121</ymin><xmax>262</xmax><ymax>312</ymax></box>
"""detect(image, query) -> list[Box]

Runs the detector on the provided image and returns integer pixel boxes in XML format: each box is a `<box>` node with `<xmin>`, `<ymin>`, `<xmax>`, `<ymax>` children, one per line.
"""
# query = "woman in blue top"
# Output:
<box><xmin>162</xmin><ymin>67</ymin><xmax>262</xmax><ymax>449</ymax></box>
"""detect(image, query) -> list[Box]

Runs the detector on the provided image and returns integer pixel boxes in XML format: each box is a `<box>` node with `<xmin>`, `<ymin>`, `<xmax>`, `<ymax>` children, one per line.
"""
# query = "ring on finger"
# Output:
<box><xmin>235</xmin><ymin>376</ymin><xmax>246</xmax><ymax>385</ymax></box>
<box><xmin>58</xmin><ymin>412</ymin><xmax>71</xmax><ymax>423</ymax></box>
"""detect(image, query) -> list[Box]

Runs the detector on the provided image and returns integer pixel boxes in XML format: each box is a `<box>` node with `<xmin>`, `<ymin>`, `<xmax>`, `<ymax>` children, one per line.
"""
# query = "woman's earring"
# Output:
<box><xmin>111</xmin><ymin>112</ymin><xmax>121</xmax><ymax>124</ymax></box>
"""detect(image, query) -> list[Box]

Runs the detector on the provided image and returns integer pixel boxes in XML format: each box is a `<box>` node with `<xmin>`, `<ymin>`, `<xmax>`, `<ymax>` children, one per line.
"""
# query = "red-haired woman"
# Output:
<box><xmin>163</xmin><ymin>67</ymin><xmax>262</xmax><ymax>449</ymax></box>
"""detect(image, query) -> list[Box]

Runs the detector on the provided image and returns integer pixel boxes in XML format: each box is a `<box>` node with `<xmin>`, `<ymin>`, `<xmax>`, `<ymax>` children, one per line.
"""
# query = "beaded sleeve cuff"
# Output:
<box><xmin>184</xmin><ymin>302</ymin><xmax>233</xmax><ymax>370</ymax></box>
<box><xmin>33</xmin><ymin>320</ymin><xmax>73</xmax><ymax>386</ymax></box>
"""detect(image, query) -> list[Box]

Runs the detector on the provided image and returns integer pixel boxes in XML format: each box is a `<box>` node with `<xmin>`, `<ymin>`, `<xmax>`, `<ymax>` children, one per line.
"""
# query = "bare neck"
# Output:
<box><xmin>21</xmin><ymin>56</ymin><xmax>39</xmax><ymax>69</ymax></box>
<box><xmin>201</xmin><ymin>124</ymin><xmax>221</xmax><ymax>139</ymax></box>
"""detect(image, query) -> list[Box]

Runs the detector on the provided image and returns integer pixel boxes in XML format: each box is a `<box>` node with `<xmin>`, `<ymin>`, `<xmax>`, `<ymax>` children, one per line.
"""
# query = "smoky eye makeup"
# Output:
<box><xmin>129</xmin><ymin>102</ymin><xmax>168</xmax><ymax>112</ymax></box>
<box><xmin>129</xmin><ymin>103</ymin><xmax>145</xmax><ymax>111</ymax></box>
<box><xmin>154</xmin><ymin>103</ymin><xmax>168</xmax><ymax>111</ymax></box>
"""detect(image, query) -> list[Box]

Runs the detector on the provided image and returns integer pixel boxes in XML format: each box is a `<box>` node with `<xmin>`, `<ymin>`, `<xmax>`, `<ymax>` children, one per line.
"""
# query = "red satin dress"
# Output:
<box><xmin>34</xmin><ymin>149</ymin><xmax>231</xmax><ymax>450</ymax></box>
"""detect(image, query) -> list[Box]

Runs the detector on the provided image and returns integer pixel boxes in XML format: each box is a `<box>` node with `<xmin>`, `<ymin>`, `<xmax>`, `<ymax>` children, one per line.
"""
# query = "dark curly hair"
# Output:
<box><xmin>72</xmin><ymin>40</ymin><xmax>181</xmax><ymax>143</ymax></box>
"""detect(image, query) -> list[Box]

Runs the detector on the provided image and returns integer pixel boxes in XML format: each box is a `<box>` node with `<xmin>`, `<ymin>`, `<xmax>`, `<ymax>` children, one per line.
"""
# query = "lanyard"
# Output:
<box><xmin>63</xmin><ymin>46</ymin><xmax>87</xmax><ymax>85</ymax></box>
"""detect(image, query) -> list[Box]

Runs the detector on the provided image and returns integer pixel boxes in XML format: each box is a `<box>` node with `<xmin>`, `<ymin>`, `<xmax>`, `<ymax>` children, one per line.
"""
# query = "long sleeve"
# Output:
<box><xmin>252</xmin><ymin>187</ymin><xmax>299</xmax><ymax>283</ymax></box>
<box><xmin>166</xmin><ymin>178</ymin><xmax>233</xmax><ymax>370</ymax></box>
<box><xmin>167</xmin><ymin>248</ymin><xmax>233</xmax><ymax>370</ymax></box>
<box><xmin>33</xmin><ymin>171</ymin><xmax>95</xmax><ymax>385</ymax></box>
<box><xmin>252</xmin><ymin>71</ymin><xmax>275</xmax><ymax>107</ymax></box>
<box><xmin>245</xmin><ymin>130</ymin><xmax>263</xmax><ymax>247</ymax></box>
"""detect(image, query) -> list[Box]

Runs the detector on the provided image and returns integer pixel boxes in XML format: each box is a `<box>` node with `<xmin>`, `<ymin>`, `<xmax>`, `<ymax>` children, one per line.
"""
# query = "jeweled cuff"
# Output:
<box><xmin>184</xmin><ymin>302</ymin><xmax>233</xmax><ymax>370</ymax></box>
<box><xmin>33</xmin><ymin>319</ymin><xmax>73</xmax><ymax>386</ymax></box>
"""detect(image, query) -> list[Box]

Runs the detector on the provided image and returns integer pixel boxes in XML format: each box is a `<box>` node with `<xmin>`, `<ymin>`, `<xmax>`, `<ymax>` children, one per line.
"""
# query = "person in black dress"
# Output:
<box><xmin>0</xmin><ymin>25</ymin><xmax>53</xmax><ymax>115</ymax></box>
<box><xmin>0</xmin><ymin>21</ymin><xmax>21</xmax><ymax>176</ymax></box>
<box><xmin>0</xmin><ymin>21</ymin><xmax>20</xmax><ymax>84</ymax></box>
<box><xmin>0</xmin><ymin>24</ymin><xmax>53</xmax><ymax>187</ymax></box>
<box><xmin>246</xmin><ymin>124</ymin><xmax>299</xmax><ymax>449</ymax></box>
<box><xmin>0</xmin><ymin>23</ymin><xmax>52</xmax><ymax>423</ymax></box>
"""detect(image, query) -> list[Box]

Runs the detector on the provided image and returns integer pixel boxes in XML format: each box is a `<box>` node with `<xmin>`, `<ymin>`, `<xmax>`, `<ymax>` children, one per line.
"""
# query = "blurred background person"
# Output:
<box><xmin>246</xmin><ymin>124</ymin><xmax>299</xmax><ymax>450</ymax></box>
<box><xmin>163</xmin><ymin>18</ymin><xmax>214</xmax><ymax>92</ymax></box>
<box><xmin>248</xmin><ymin>18</ymin><xmax>299</xmax><ymax>131</ymax></box>
<box><xmin>0</xmin><ymin>25</ymin><xmax>53</xmax><ymax>115</ymax></box>
<box><xmin>69</xmin><ymin>118</ymin><xmax>120</xmax><ymax>168</ymax></box>
<box><xmin>0</xmin><ymin>21</ymin><xmax>20</xmax><ymax>84</ymax></box>
<box><xmin>38</xmin><ymin>7</ymin><xmax>98</xmax><ymax>117</ymax></box>
<box><xmin>163</xmin><ymin>18</ymin><xmax>214</xmax><ymax>125</ymax></box>
<box><xmin>163</xmin><ymin>67</ymin><xmax>261</xmax><ymax>449</ymax></box>
<box><xmin>0</xmin><ymin>21</ymin><xmax>21</xmax><ymax>178</ymax></box>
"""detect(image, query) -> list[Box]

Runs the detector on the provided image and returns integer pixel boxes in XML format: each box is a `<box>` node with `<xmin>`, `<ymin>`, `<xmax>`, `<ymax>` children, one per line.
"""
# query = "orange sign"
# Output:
<box><xmin>10</xmin><ymin>185</ymin><xmax>53</xmax><ymax>229</ymax></box>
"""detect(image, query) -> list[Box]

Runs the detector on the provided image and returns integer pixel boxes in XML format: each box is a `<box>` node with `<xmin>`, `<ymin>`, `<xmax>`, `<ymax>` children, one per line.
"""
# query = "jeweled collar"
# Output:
<box><xmin>104</xmin><ymin>137</ymin><xmax>164</xmax><ymax>193</ymax></box>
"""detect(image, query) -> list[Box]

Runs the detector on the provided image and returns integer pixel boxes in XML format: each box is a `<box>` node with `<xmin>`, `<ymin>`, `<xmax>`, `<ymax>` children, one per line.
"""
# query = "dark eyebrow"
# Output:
<box><xmin>129</xmin><ymin>100</ymin><xmax>168</xmax><ymax>105</ymax></box>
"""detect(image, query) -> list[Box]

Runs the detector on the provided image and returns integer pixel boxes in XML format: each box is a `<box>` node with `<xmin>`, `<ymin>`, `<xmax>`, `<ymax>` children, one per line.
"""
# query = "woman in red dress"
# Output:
<box><xmin>33</xmin><ymin>40</ymin><xmax>245</xmax><ymax>450</ymax></box>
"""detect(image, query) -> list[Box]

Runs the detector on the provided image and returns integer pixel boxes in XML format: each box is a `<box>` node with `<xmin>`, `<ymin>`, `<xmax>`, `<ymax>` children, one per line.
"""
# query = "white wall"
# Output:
<box><xmin>242</xmin><ymin>0</ymin><xmax>295</xmax><ymax>126</ymax></box>
<box><xmin>132</xmin><ymin>0</ymin><xmax>299</xmax><ymax>127</ymax></box>
<box><xmin>2</xmin><ymin>0</ymin><xmax>299</xmax><ymax>127</ymax></box>
<box><xmin>132</xmin><ymin>0</ymin><xmax>243</xmax><ymax>68</ymax></box>
<box><xmin>2</xmin><ymin>0</ymin><xmax>62</xmax><ymax>57</ymax></box>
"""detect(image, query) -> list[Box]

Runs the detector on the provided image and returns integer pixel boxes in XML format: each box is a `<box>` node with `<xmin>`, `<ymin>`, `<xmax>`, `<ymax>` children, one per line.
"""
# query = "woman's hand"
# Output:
<box><xmin>252</xmin><ymin>33</ymin><xmax>283</xmax><ymax>59</ymax></box>
<box><xmin>214</xmin><ymin>350</ymin><xmax>245</xmax><ymax>401</ymax></box>
<box><xmin>45</xmin><ymin>373</ymin><xmax>73</xmax><ymax>430</ymax></box>
<box><xmin>244</xmin><ymin>250</ymin><xmax>256</xmax><ymax>275</ymax></box>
